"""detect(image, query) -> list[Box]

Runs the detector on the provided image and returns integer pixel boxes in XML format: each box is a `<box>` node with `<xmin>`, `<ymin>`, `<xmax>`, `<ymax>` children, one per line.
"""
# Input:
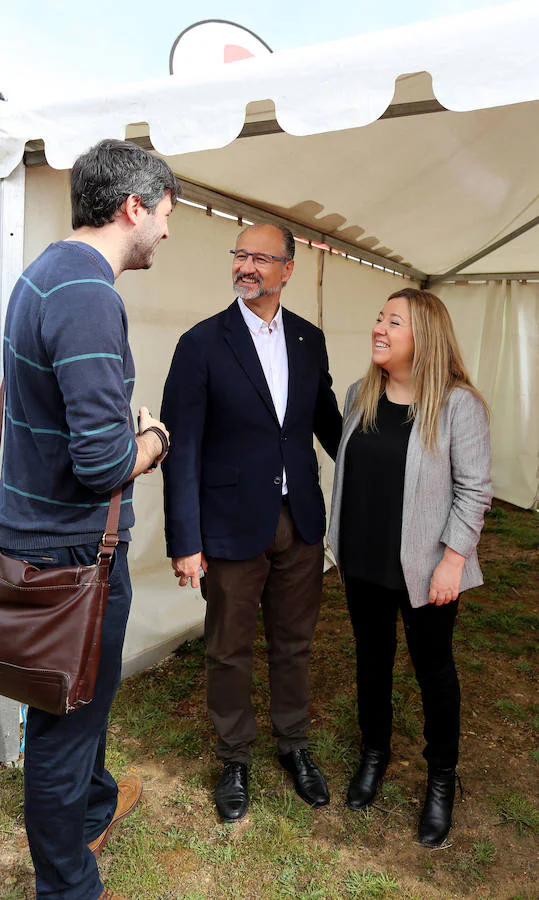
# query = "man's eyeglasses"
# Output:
<box><xmin>230</xmin><ymin>250</ymin><xmax>288</xmax><ymax>267</ymax></box>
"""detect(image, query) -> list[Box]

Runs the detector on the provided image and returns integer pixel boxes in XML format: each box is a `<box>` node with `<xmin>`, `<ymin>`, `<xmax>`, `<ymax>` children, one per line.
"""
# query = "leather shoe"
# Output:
<box><xmin>278</xmin><ymin>749</ymin><xmax>330</xmax><ymax>808</ymax></box>
<box><xmin>99</xmin><ymin>889</ymin><xmax>130</xmax><ymax>900</ymax></box>
<box><xmin>89</xmin><ymin>774</ymin><xmax>143</xmax><ymax>857</ymax></box>
<box><xmin>347</xmin><ymin>748</ymin><xmax>389</xmax><ymax>811</ymax></box>
<box><xmin>215</xmin><ymin>761</ymin><xmax>249</xmax><ymax>822</ymax></box>
<box><xmin>418</xmin><ymin>767</ymin><xmax>456</xmax><ymax>847</ymax></box>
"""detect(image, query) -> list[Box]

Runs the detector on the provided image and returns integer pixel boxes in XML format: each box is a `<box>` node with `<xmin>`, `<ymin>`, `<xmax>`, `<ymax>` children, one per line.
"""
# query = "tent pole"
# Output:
<box><xmin>428</xmin><ymin>215</ymin><xmax>539</xmax><ymax>286</ymax></box>
<box><xmin>317</xmin><ymin>247</ymin><xmax>325</xmax><ymax>331</ymax></box>
<box><xmin>438</xmin><ymin>271</ymin><xmax>539</xmax><ymax>282</ymax></box>
<box><xmin>0</xmin><ymin>162</ymin><xmax>25</xmax><ymax>763</ymax></box>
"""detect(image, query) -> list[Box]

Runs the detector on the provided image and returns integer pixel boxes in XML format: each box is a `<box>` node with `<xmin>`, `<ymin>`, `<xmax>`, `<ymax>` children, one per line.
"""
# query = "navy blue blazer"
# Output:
<box><xmin>161</xmin><ymin>300</ymin><xmax>342</xmax><ymax>560</ymax></box>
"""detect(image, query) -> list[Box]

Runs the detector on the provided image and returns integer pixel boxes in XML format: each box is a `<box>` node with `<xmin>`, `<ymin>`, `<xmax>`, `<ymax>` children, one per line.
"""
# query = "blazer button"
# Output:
<box><xmin>274</xmin><ymin>476</ymin><xmax>282</xmax><ymax>485</ymax></box>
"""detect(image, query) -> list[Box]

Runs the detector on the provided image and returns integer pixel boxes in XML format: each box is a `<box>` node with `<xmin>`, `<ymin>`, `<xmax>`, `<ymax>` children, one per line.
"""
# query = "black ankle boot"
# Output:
<box><xmin>418</xmin><ymin>767</ymin><xmax>456</xmax><ymax>847</ymax></box>
<box><xmin>346</xmin><ymin>748</ymin><xmax>389</xmax><ymax>811</ymax></box>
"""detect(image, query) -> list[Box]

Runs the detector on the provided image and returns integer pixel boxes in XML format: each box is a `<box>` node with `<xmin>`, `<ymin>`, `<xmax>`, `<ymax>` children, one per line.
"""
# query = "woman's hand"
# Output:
<box><xmin>429</xmin><ymin>547</ymin><xmax>465</xmax><ymax>605</ymax></box>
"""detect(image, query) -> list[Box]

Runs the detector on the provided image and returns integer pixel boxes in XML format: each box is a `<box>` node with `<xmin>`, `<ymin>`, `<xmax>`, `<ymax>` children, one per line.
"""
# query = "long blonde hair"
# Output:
<box><xmin>354</xmin><ymin>288</ymin><xmax>488</xmax><ymax>450</ymax></box>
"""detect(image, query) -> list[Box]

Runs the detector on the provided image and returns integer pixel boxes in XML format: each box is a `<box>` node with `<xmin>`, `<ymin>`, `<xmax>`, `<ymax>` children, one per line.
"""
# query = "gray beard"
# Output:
<box><xmin>234</xmin><ymin>274</ymin><xmax>281</xmax><ymax>300</ymax></box>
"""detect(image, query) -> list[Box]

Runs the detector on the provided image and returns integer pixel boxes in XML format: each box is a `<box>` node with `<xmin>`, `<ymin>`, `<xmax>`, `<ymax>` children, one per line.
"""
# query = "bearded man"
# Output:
<box><xmin>0</xmin><ymin>139</ymin><xmax>178</xmax><ymax>900</ymax></box>
<box><xmin>161</xmin><ymin>223</ymin><xmax>342</xmax><ymax>822</ymax></box>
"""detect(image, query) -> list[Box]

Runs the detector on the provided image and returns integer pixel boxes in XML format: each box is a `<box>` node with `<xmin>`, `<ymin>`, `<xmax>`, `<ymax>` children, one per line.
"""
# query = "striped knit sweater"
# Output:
<box><xmin>0</xmin><ymin>241</ymin><xmax>137</xmax><ymax>549</ymax></box>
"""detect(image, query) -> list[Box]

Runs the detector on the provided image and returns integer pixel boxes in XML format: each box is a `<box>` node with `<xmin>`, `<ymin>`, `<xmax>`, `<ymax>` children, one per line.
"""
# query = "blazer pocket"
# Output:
<box><xmin>200</xmin><ymin>464</ymin><xmax>240</xmax><ymax>537</ymax></box>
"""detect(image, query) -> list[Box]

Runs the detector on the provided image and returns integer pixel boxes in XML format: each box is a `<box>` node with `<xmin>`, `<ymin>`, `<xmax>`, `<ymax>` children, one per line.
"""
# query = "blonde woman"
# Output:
<box><xmin>328</xmin><ymin>288</ymin><xmax>493</xmax><ymax>846</ymax></box>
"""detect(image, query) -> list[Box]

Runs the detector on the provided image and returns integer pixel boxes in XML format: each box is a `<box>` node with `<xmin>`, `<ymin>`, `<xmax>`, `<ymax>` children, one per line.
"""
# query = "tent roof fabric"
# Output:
<box><xmin>1</xmin><ymin>0</ymin><xmax>538</xmax><ymax>278</ymax></box>
<box><xmin>169</xmin><ymin>99</ymin><xmax>539</xmax><ymax>278</ymax></box>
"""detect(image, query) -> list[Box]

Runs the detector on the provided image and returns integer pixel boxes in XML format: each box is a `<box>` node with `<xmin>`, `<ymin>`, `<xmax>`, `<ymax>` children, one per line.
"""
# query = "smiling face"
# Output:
<box><xmin>232</xmin><ymin>225</ymin><xmax>294</xmax><ymax>304</ymax></box>
<box><xmin>372</xmin><ymin>295</ymin><xmax>415</xmax><ymax>377</ymax></box>
<box><xmin>128</xmin><ymin>191</ymin><xmax>173</xmax><ymax>270</ymax></box>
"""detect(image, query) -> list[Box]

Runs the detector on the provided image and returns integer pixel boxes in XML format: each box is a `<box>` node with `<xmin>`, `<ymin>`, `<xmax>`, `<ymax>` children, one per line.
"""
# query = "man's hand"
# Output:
<box><xmin>428</xmin><ymin>547</ymin><xmax>465</xmax><ymax>605</ymax></box>
<box><xmin>138</xmin><ymin>405</ymin><xmax>170</xmax><ymax>464</ymax></box>
<box><xmin>132</xmin><ymin>406</ymin><xmax>170</xmax><ymax>476</ymax></box>
<box><xmin>172</xmin><ymin>552</ymin><xmax>208</xmax><ymax>589</ymax></box>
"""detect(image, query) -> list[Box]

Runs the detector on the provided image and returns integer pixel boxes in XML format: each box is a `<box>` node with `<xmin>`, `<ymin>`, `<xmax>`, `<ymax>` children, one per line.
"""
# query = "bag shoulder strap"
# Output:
<box><xmin>0</xmin><ymin>378</ymin><xmax>123</xmax><ymax>555</ymax></box>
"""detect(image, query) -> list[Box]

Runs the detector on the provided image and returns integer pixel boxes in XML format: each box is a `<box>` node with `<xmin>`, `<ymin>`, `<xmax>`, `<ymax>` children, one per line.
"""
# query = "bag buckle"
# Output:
<box><xmin>97</xmin><ymin>532</ymin><xmax>119</xmax><ymax>564</ymax></box>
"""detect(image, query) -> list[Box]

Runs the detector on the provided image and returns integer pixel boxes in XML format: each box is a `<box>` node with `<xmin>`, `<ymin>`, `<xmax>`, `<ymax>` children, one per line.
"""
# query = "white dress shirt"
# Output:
<box><xmin>238</xmin><ymin>297</ymin><xmax>289</xmax><ymax>494</ymax></box>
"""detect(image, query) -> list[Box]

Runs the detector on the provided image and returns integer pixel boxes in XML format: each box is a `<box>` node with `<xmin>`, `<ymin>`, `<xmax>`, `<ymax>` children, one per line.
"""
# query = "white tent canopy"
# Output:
<box><xmin>2</xmin><ymin>2</ymin><xmax>539</xmax><ymax>282</ymax></box>
<box><xmin>0</xmin><ymin>1</ymin><xmax>537</xmax><ymax>724</ymax></box>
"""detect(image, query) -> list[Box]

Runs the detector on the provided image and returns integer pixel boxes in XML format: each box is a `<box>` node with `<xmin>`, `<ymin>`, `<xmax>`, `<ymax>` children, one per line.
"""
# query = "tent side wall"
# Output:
<box><xmin>437</xmin><ymin>281</ymin><xmax>538</xmax><ymax>510</ymax></box>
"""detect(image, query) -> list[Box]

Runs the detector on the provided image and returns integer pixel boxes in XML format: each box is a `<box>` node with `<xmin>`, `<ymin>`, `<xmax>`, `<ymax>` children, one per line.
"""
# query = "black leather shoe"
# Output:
<box><xmin>346</xmin><ymin>748</ymin><xmax>389</xmax><ymax>811</ymax></box>
<box><xmin>215</xmin><ymin>761</ymin><xmax>249</xmax><ymax>822</ymax></box>
<box><xmin>278</xmin><ymin>749</ymin><xmax>330</xmax><ymax>808</ymax></box>
<box><xmin>418</xmin><ymin>767</ymin><xmax>456</xmax><ymax>847</ymax></box>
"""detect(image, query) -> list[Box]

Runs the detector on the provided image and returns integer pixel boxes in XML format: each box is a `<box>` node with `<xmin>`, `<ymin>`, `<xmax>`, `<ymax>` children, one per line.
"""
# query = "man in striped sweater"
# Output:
<box><xmin>0</xmin><ymin>139</ymin><xmax>178</xmax><ymax>900</ymax></box>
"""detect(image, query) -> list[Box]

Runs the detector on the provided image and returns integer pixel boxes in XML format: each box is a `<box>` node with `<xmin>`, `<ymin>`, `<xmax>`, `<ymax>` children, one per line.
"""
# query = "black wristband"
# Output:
<box><xmin>141</xmin><ymin>425</ymin><xmax>169</xmax><ymax>458</ymax></box>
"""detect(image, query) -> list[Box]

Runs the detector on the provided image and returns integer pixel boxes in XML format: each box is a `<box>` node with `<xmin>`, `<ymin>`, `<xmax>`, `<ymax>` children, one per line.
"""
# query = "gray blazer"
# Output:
<box><xmin>327</xmin><ymin>381</ymin><xmax>493</xmax><ymax>608</ymax></box>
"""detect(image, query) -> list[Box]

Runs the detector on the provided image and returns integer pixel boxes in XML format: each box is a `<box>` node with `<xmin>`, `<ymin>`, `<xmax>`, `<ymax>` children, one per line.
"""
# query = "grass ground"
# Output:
<box><xmin>0</xmin><ymin>499</ymin><xmax>537</xmax><ymax>899</ymax></box>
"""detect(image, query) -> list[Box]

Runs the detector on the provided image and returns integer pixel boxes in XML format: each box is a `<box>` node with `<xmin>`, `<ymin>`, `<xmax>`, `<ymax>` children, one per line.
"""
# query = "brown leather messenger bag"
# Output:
<box><xmin>0</xmin><ymin>380</ymin><xmax>122</xmax><ymax>715</ymax></box>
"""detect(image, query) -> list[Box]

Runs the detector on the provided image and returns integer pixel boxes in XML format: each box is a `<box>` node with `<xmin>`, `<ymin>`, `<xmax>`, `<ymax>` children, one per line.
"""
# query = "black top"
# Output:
<box><xmin>340</xmin><ymin>392</ymin><xmax>414</xmax><ymax>589</ymax></box>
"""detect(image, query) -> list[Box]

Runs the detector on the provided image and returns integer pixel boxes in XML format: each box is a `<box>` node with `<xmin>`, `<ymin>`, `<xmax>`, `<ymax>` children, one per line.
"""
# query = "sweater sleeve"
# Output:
<box><xmin>40</xmin><ymin>280</ymin><xmax>137</xmax><ymax>493</ymax></box>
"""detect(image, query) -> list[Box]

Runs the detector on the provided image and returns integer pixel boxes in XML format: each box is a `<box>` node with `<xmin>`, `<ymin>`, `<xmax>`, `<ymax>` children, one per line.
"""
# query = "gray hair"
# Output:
<box><xmin>71</xmin><ymin>139</ymin><xmax>180</xmax><ymax>229</ymax></box>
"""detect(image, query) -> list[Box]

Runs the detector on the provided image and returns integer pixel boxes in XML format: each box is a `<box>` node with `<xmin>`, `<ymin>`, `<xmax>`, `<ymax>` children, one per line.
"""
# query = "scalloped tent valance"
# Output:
<box><xmin>2</xmin><ymin>2</ymin><xmax>539</xmax><ymax>281</ymax></box>
<box><xmin>1</xmin><ymin>1</ymin><xmax>538</xmax><ymax>176</ymax></box>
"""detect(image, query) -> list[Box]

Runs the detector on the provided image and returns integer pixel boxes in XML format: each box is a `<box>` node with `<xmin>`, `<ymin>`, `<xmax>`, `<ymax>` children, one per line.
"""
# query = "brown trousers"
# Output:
<box><xmin>204</xmin><ymin>503</ymin><xmax>324</xmax><ymax>764</ymax></box>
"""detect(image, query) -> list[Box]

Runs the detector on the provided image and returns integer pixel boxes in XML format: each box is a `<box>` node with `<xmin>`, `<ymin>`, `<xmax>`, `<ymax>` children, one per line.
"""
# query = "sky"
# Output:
<box><xmin>0</xmin><ymin>0</ymin><xmax>517</xmax><ymax>103</ymax></box>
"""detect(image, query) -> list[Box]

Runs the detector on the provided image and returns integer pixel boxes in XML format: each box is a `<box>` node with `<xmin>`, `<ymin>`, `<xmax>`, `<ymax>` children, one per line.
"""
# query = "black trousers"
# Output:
<box><xmin>345</xmin><ymin>576</ymin><xmax>460</xmax><ymax>769</ymax></box>
<box><xmin>204</xmin><ymin>503</ymin><xmax>324</xmax><ymax>765</ymax></box>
